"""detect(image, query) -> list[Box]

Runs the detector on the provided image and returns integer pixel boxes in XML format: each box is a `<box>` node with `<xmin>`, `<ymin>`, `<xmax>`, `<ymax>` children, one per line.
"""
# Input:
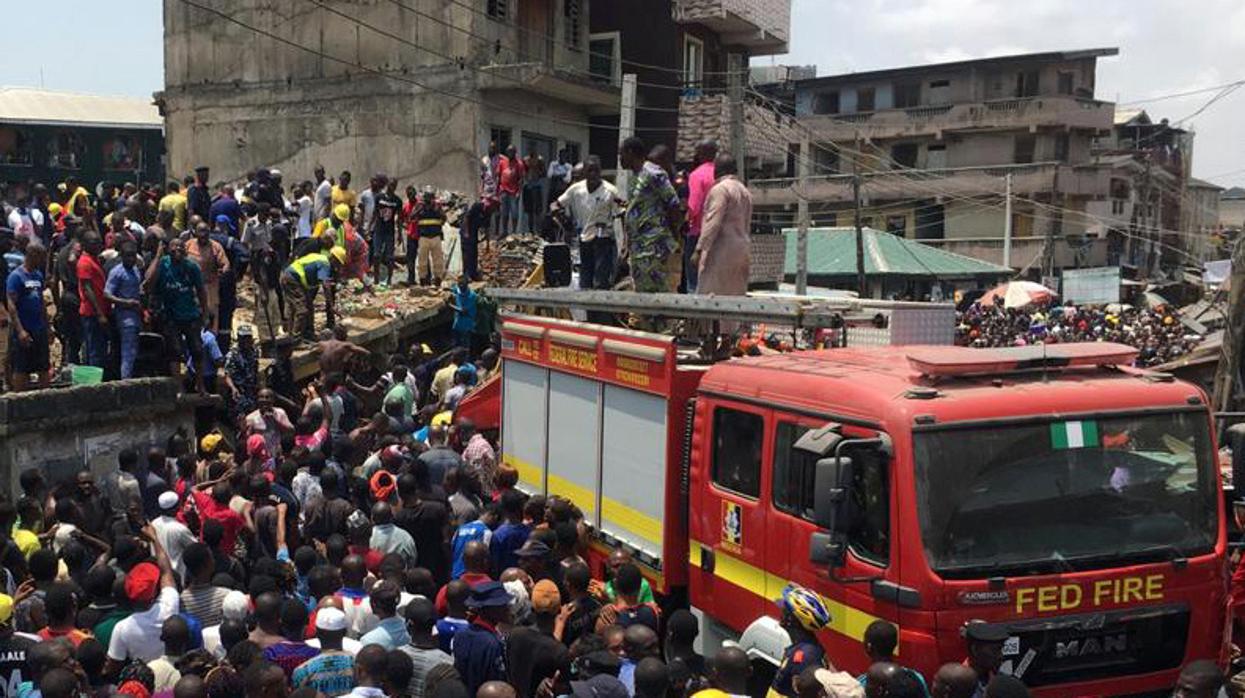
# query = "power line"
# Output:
<box><xmin>1119</xmin><ymin>79</ymin><xmax>1245</xmax><ymax>106</ymax></box>
<box><xmin>171</xmin><ymin>0</ymin><xmax>685</xmax><ymax>134</ymax></box>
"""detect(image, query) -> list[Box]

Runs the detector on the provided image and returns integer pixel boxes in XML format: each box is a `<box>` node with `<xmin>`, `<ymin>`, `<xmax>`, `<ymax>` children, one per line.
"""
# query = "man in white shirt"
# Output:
<box><xmin>297</xmin><ymin>184</ymin><xmax>314</xmax><ymax>239</ymax></box>
<box><xmin>551</xmin><ymin>156</ymin><xmax>620</xmax><ymax>290</ymax></box>
<box><xmin>201</xmin><ymin>590</ymin><xmax>251</xmax><ymax>659</ymax></box>
<box><xmin>106</xmin><ymin>526</ymin><xmax>179</xmax><ymax>670</ymax></box>
<box><xmin>314</xmin><ymin>165</ymin><xmax>334</xmax><ymax>222</ymax></box>
<box><xmin>150</xmin><ymin>491</ymin><xmax>196</xmax><ymax>583</ymax></box>
<box><xmin>7</xmin><ymin>200</ymin><xmax>44</xmax><ymax>241</ymax></box>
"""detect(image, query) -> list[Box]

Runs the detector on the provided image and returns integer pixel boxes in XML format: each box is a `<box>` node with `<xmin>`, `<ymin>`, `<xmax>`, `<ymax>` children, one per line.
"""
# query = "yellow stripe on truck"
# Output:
<box><xmin>504</xmin><ymin>453</ymin><xmax>661</xmax><ymax>545</ymax></box>
<box><xmin>688</xmin><ymin>539</ymin><xmax>890</xmax><ymax>648</ymax></box>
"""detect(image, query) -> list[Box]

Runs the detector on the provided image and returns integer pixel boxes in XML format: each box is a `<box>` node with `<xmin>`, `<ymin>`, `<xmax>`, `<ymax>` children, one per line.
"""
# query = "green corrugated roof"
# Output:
<box><xmin>782</xmin><ymin>227</ymin><xmax>1012</xmax><ymax>278</ymax></box>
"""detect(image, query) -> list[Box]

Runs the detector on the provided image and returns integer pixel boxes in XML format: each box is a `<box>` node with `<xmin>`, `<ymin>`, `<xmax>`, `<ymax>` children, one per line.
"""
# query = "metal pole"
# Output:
<box><xmin>727</xmin><ymin>52</ymin><xmax>746</xmax><ymax>182</ymax></box>
<box><xmin>616</xmin><ymin>73</ymin><xmax>637</xmax><ymax>200</ymax></box>
<box><xmin>853</xmin><ymin>173</ymin><xmax>866</xmax><ymax>297</ymax></box>
<box><xmin>796</xmin><ymin>137</ymin><xmax>810</xmax><ymax>295</ymax></box>
<box><xmin>1003</xmin><ymin>172</ymin><xmax>1013</xmax><ymax>269</ymax></box>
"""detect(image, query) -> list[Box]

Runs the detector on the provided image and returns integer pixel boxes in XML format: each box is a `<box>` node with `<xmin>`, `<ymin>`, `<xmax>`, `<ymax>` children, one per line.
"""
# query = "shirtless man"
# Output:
<box><xmin>316</xmin><ymin>325</ymin><xmax>370</xmax><ymax>376</ymax></box>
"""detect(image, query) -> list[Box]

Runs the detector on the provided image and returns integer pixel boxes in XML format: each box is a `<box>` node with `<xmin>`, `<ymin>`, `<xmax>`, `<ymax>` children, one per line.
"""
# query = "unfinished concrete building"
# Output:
<box><xmin>158</xmin><ymin>0</ymin><xmax>619</xmax><ymax>194</ymax></box>
<box><xmin>753</xmin><ymin>48</ymin><xmax>1120</xmax><ymax>272</ymax></box>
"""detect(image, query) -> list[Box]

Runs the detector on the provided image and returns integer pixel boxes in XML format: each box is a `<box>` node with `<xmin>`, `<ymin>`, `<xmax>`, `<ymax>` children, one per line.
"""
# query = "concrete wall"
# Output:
<box><xmin>0</xmin><ymin>379</ymin><xmax>197</xmax><ymax>496</ymax></box>
<box><xmin>1221</xmin><ymin>198</ymin><xmax>1245</xmax><ymax>230</ymax></box>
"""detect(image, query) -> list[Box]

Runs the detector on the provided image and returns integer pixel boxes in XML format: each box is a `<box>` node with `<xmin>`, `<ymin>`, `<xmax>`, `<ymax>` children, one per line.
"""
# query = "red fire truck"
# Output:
<box><xmin>459</xmin><ymin>292</ymin><xmax>1227</xmax><ymax>696</ymax></box>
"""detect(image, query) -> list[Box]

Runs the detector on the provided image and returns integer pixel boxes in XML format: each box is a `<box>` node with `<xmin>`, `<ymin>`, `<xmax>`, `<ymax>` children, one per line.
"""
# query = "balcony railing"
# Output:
<box><xmin>750</xmin><ymin>161</ymin><xmax>1109</xmax><ymax>206</ymax></box>
<box><xmin>802</xmin><ymin>96</ymin><xmax>1114</xmax><ymax>140</ymax></box>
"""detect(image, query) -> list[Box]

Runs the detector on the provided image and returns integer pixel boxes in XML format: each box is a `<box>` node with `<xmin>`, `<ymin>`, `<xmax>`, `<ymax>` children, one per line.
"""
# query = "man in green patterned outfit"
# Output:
<box><xmin>619</xmin><ymin>137</ymin><xmax>683</xmax><ymax>293</ymax></box>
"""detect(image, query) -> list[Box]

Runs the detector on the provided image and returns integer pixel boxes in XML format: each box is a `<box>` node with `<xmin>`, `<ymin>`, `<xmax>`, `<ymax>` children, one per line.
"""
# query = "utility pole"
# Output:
<box><xmin>1214</xmin><ymin>235</ymin><xmax>1245</xmax><ymax>413</ymax></box>
<box><xmin>1042</xmin><ymin>168</ymin><xmax>1058</xmax><ymax>282</ymax></box>
<box><xmin>727</xmin><ymin>52</ymin><xmax>746</xmax><ymax>182</ymax></box>
<box><xmin>617</xmin><ymin>73</ymin><xmax>637</xmax><ymax>202</ymax></box>
<box><xmin>795</xmin><ymin>137</ymin><xmax>810</xmax><ymax>295</ymax></box>
<box><xmin>1002</xmin><ymin>172</ymin><xmax>1013</xmax><ymax>269</ymax></box>
<box><xmin>853</xmin><ymin>172</ymin><xmax>866</xmax><ymax>297</ymax></box>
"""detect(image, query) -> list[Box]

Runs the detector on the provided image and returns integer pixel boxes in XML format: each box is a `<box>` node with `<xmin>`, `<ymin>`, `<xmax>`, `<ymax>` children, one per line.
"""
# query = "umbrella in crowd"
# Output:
<box><xmin>976</xmin><ymin>280</ymin><xmax>1057</xmax><ymax>309</ymax></box>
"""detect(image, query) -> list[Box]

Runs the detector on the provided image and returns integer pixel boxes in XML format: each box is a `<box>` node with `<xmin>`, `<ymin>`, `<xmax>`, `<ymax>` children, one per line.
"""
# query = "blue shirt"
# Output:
<box><xmin>187</xmin><ymin>329</ymin><xmax>223</xmax><ymax>377</ymax></box>
<box><xmin>436</xmin><ymin>617</ymin><xmax>469</xmax><ymax>654</ymax></box>
<box><xmin>453</xmin><ymin>621</ymin><xmax>507</xmax><ymax>697</ymax></box>
<box><xmin>489</xmin><ymin>522</ymin><xmax>531</xmax><ymax>574</ymax></box>
<box><xmin>156</xmin><ymin>256</ymin><xmax>204</xmax><ymax>322</ymax></box>
<box><xmin>451</xmin><ymin>521</ymin><xmax>491</xmax><ymax>579</ymax></box>
<box><xmin>452</xmin><ymin>286</ymin><xmax>477</xmax><ymax>333</ymax></box>
<box><xmin>208</xmin><ymin>197</ymin><xmax>243</xmax><ymax>230</ymax></box>
<box><xmin>105</xmin><ymin>263</ymin><xmax>143</xmax><ymax>327</ymax></box>
<box><xmin>4</xmin><ymin>252</ymin><xmax>24</xmax><ymax>275</ymax></box>
<box><xmin>6</xmin><ymin>266</ymin><xmax>45</xmax><ymax>332</ymax></box>
<box><xmin>359</xmin><ymin>616</ymin><xmax>410</xmax><ymax>650</ymax></box>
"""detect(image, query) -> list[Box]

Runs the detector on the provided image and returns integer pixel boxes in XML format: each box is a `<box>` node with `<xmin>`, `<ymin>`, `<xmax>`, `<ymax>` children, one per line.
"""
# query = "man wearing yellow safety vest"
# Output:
<box><xmin>313</xmin><ymin>203</ymin><xmax>371</xmax><ymax>289</ymax></box>
<box><xmin>281</xmin><ymin>244</ymin><xmax>347</xmax><ymax>341</ymax></box>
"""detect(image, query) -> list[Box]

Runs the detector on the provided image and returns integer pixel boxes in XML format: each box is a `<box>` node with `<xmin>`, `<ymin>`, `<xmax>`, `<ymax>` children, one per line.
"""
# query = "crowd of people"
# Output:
<box><xmin>0</xmin><ymin>132</ymin><xmax>756</xmax><ymax>394</ymax></box>
<box><xmin>955</xmin><ymin>298</ymin><xmax>1202</xmax><ymax>367</ymax></box>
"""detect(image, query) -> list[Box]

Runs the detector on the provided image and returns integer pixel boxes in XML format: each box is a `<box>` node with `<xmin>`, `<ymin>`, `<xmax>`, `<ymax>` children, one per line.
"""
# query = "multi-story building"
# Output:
<box><xmin>589</xmin><ymin>0</ymin><xmax>792</xmax><ymax>174</ymax></box>
<box><xmin>159</xmin><ymin>0</ymin><xmax>619</xmax><ymax>194</ymax></box>
<box><xmin>752</xmin><ymin>48</ymin><xmax>1120</xmax><ymax>271</ymax></box>
<box><xmin>1222</xmin><ymin>187</ymin><xmax>1245</xmax><ymax>233</ymax></box>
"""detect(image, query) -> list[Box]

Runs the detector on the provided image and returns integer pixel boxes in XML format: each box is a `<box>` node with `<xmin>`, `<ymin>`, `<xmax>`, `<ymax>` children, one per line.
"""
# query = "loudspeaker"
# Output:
<box><xmin>543</xmin><ymin>243</ymin><xmax>572</xmax><ymax>287</ymax></box>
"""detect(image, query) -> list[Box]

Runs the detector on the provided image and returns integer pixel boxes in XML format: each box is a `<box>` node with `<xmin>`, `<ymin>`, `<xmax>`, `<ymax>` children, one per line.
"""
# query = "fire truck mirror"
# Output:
<box><xmin>813</xmin><ymin>455</ymin><xmax>855</xmax><ymax>534</ymax></box>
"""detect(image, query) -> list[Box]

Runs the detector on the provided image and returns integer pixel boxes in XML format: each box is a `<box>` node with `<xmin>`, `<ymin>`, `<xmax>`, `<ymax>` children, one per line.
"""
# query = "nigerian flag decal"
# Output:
<box><xmin>1051</xmin><ymin>420</ymin><xmax>1099</xmax><ymax>449</ymax></box>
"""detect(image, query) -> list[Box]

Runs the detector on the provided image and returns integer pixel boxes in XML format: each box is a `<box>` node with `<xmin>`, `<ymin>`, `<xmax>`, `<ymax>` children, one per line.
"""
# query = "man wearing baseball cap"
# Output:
<box><xmin>105</xmin><ymin>524</ymin><xmax>178</xmax><ymax>671</ymax></box>
<box><xmin>293</xmin><ymin>606</ymin><xmax>355</xmax><ymax>697</ymax></box>
<box><xmin>150</xmin><ymin>490</ymin><xmax>195</xmax><ymax>582</ymax></box>
<box><xmin>506</xmin><ymin>580</ymin><xmax>569</xmax><ymax>698</ymax></box>
<box><xmin>453</xmin><ymin>581</ymin><xmax>513</xmax><ymax>696</ymax></box>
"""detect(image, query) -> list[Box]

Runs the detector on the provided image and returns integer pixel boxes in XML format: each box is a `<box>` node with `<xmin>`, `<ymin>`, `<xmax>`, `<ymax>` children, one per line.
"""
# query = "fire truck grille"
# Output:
<box><xmin>1000</xmin><ymin>604</ymin><xmax>1189</xmax><ymax>687</ymax></box>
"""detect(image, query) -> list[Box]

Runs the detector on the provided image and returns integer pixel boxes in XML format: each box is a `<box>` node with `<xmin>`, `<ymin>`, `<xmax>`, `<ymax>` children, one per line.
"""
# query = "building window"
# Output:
<box><xmin>926</xmin><ymin>143</ymin><xmax>947</xmax><ymax>169</ymax></box>
<box><xmin>1112</xmin><ymin>199</ymin><xmax>1126</xmax><ymax>215</ymax></box>
<box><xmin>1015</xmin><ymin>69</ymin><xmax>1040</xmax><ymax>98</ymax></box>
<box><xmin>683</xmin><ymin>35</ymin><xmax>704</xmax><ymax>88</ymax></box>
<box><xmin>563</xmin><ymin>141</ymin><xmax>581</xmax><ymax>165</ymax></box>
<box><xmin>857</xmin><ymin>87</ymin><xmax>876</xmax><ymax>112</ymax></box>
<box><xmin>487</xmin><ymin>0</ymin><xmax>507</xmax><ymax>19</ymax></box>
<box><xmin>0</xmin><ymin>127</ymin><xmax>33</xmax><ymax>166</ymax></box>
<box><xmin>894</xmin><ymin>81</ymin><xmax>921</xmax><ymax>108</ymax></box>
<box><xmin>813</xmin><ymin>143</ymin><xmax>839</xmax><ymax>173</ymax></box>
<box><xmin>490</xmin><ymin>127</ymin><xmax>513</xmax><ymax>153</ymax></box>
<box><xmin>886</xmin><ymin>215</ymin><xmax>907</xmax><ymax>236</ymax></box>
<box><xmin>102</xmin><ymin>135</ymin><xmax>142</xmax><ymax>171</ymax></box>
<box><xmin>563</xmin><ymin>0</ymin><xmax>581</xmax><ymax>49</ymax></box>
<box><xmin>589</xmin><ymin>32</ymin><xmax>620</xmax><ymax>85</ymax></box>
<box><xmin>891</xmin><ymin>143</ymin><xmax>918</xmax><ymax>169</ymax></box>
<box><xmin>1013</xmin><ymin>134</ymin><xmax>1036</xmax><ymax>164</ymax></box>
<box><xmin>46</xmin><ymin>132</ymin><xmax>85</xmax><ymax>169</ymax></box>
<box><xmin>711</xmin><ymin>407</ymin><xmax>763</xmax><ymax>498</ymax></box>
<box><xmin>813</xmin><ymin>91</ymin><xmax>840</xmax><ymax>115</ymax></box>
<box><xmin>1057</xmin><ymin>71</ymin><xmax>1074</xmax><ymax>96</ymax></box>
<box><xmin>928</xmin><ymin>79</ymin><xmax>951</xmax><ymax>105</ymax></box>
<box><xmin>1054</xmin><ymin>133</ymin><xmax>1070</xmax><ymax>162</ymax></box>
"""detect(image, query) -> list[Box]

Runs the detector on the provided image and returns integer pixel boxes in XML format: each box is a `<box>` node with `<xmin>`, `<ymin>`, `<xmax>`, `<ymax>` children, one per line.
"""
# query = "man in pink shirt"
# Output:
<box><xmin>499</xmin><ymin>144</ymin><xmax>526</xmax><ymax>237</ymax></box>
<box><xmin>684</xmin><ymin>140</ymin><xmax>717</xmax><ymax>294</ymax></box>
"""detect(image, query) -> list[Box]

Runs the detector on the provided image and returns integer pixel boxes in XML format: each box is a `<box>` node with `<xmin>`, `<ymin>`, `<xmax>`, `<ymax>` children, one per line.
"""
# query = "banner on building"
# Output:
<box><xmin>1061</xmin><ymin>267</ymin><xmax>1121</xmax><ymax>305</ymax></box>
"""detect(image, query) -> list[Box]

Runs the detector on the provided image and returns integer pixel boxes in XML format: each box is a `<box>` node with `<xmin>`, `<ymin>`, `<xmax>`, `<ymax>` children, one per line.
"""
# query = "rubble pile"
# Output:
<box><xmin>234</xmin><ymin>282</ymin><xmax>449</xmax><ymax>338</ymax></box>
<box><xmin>479</xmin><ymin>235</ymin><xmax>546</xmax><ymax>287</ymax></box>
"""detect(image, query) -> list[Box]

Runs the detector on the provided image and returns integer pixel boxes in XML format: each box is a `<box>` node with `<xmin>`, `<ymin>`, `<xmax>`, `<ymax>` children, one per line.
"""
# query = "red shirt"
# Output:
<box><xmin>192</xmin><ymin>489</ymin><xmax>246</xmax><ymax>554</ymax></box>
<box><xmin>499</xmin><ymin>156</ymin><xmax>525</xmax><ymax>195</ymax></box>
<box><xmin>435</xmin><ymin>571</ymin><xmax>492</xmax><ymax>616</ymax></box>
<box><xmin>403</xmin><ymin>200</ymin><xmax>419</xmax><ymax>240</ymax></box>
<box><xmin>38</xmin><ymin>627</ymin><xmax>90</xmax><ymax>647</ymax></box>
<box><xmin>76</xmin><ymin>252</ymin><xmax>110</xmax><ymax>317</ymax></box>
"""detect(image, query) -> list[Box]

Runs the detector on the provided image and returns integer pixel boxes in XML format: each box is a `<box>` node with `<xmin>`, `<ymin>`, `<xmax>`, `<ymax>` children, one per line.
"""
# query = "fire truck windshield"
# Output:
<box><xmin>912</xmin><ymin>411</ymin><xmax>1218</xmax><ymax>579</ymax></box>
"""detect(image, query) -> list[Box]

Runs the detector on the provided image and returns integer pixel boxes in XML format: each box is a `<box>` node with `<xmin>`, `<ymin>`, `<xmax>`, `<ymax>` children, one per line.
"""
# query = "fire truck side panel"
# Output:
<box><xmin>599</xmin><ymin>384</ymin><xmax>668</xmax><ymax>563</ymax></box>
<box><xmin>546</xmin><ymin>372</ymin><xmax>603</xmax><ymax>521</ymax></box>
<box><xmin>501</xmin><ymin>360</ymin><xmax>549</xmax><ymax>493</ymax></box>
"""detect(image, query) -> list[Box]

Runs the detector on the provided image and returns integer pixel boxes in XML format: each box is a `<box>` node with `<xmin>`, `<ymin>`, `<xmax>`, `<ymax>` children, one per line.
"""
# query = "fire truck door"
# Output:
<box><xmin>690</xmin><ymin>401</ymin><xmax>772</xmax><ymax>632</ymax></box>
<box><xmin>769</xmin><ymin>420</ymin><xmax>900</xmax><ymax>662</ymax></box>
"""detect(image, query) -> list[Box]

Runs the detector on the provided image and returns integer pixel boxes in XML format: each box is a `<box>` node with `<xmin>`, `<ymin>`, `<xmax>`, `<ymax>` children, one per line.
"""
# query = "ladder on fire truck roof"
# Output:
<box><xmin>484</xmin><ymin>288</ymin><xmax>950</xmax><ymax>330</ymax></box>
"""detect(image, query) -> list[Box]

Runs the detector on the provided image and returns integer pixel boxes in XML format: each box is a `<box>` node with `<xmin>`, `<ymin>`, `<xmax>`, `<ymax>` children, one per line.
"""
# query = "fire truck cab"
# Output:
<box><xmin>489</xmin><ymin>314</ymin><xmax>1226</xmax><ymax>696</ymax></box>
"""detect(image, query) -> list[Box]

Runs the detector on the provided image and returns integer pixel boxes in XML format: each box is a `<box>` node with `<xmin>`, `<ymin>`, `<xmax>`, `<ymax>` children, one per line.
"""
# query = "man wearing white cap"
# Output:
<box><xmin>150</xmin><ymin>490</ymin><xmax>195</xmax><ymax>583</ymax></box>
<box><xmin>202</xmin><ymin>590</ymin><xmax>250</xmax><ymax>659</ymax></box>
<box><xmin>293</xmin><ymin>606</ymin><xmax>356</xmax><ymax>697</ymax></box>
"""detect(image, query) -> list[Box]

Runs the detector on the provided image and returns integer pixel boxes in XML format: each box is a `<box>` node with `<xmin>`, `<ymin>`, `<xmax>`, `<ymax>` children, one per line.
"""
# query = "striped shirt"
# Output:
<box><xmin>398</xmin><ymin>644</ymin><xmax>454</xmax><ymax>698</ymax></box>
<box><xmin>180</xmin><ymin>585</ymin><xmax>232</xmax><ymax>627</ymax></box>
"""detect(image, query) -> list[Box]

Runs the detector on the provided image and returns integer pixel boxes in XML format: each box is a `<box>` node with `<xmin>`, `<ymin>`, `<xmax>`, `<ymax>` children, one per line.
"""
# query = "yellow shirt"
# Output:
<box><xmin>12</xmin><ymin>529</ymin><xmax>38</xmax><ymax>558</ymax></box>
<box><xmin>331</xmin><ymin>185</ymin><xmax>357</xmax><ymax>211</ymax></box>
<box><xmin>431</xmin><ymin>363</ymin><xmax>459</xmax><ymax>401</ymax></box>
<box><xmin>159</xmin><ymin>192</ymin><xmax>188</xmax><ymax>230</ymax></box>
<box><xmin>312</xmin><ymin>218</ymin><xmax>348</xmax><ymax>248</ymax></box>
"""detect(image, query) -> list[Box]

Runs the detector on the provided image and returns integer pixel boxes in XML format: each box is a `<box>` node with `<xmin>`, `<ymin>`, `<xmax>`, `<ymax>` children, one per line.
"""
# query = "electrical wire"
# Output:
<box><xmin>171</xmin><ymin>0</ymin><xmax>684</xmax><ymax>134</ymax></box>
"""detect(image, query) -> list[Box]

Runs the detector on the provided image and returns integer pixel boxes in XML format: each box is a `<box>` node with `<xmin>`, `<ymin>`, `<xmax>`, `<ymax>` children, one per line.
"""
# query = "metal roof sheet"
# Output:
<box><xmin>0</xmin><ymin>87</ymin><xmax>161</xmax><ymax>130</ymax></box>
<box><xmin>781</xmin><ymin>227</ymin><xmax>1013</xmax><ymax>278</ymax></box>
